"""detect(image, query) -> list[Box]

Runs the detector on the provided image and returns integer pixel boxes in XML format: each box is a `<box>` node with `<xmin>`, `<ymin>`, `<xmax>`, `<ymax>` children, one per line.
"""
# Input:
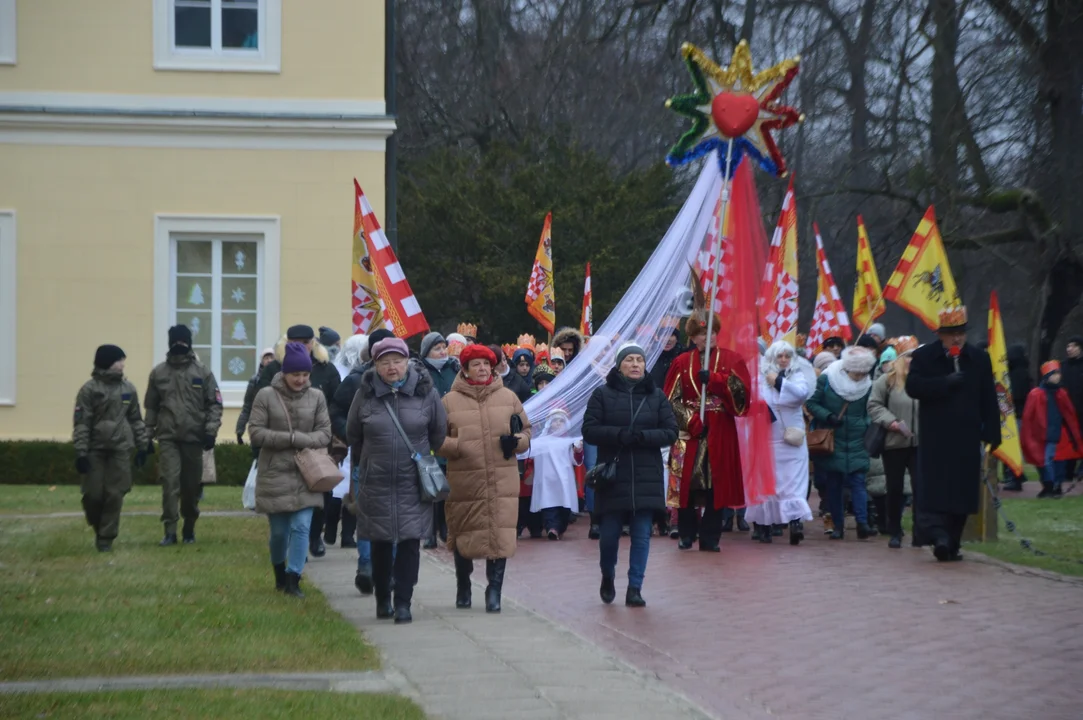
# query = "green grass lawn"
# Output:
<box><xmin>965</xmin><ymin>491</ymin><xmax>1083</xmax><ymax>577</ymax></box>
<box><xmin>0</xmin><ymin>514</ymin><xmax>378</xmax><ymax>679</ymax></box>
<box><xmin>0</xmin><ymin>484</ymin><xmax>243</xmax><ymax>515</ymax></box>
<box><xmin>0</xmin><ymin>689</ymin><xmax>425</xmax><ymax>720</ymax></box>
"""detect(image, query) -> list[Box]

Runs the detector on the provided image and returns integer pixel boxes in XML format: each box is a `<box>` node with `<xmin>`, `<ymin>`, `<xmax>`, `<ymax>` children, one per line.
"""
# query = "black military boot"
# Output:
<box><xmin>182</xmin><ymin>519</ymin><xmax>196</xmax><ymax>544</ymax></box>
<box><xmin>273</xmin><ymin>562</ymin><xmax>287</xmax><ymax>591</ymax></box>
<box><xmin>283</xmin><ymin>572</ymin><xmax>305</xmax><ymax>599</ymax></box>
<box><xmin>159</xmin><ymin>532</ymin><xmax>178</xmax><ymax>547</ymax></box>
<box><xmin>789</xmin><ymin>520</ymin><xmax>804</xmax><ymax>546</ymax></box>
<box><xmin>485</xmin><ymin>558</ymin><xmax>506</xmax><ymax>613</ymax></box>
<box><xmin>454</xmin><ymin>551</ymin><xmax>473</xmax><ymax>609</ymax></box>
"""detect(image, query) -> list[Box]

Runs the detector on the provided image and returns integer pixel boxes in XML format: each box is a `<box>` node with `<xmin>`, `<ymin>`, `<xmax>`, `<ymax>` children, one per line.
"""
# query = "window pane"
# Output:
<box><xmin>176</xmin><ymin>277</ymin><xmax>213</xmax><ymax>310</ymax></box>
<box><xmin>179</xmin><ymin>313</ymin><xmax>213</xmax><ymax>345</ymax></box>
<box><xmin>223</xmin><ymin>277</ymin><xmax>258</xmax><ymax>311</ymax></box>
<box><xmin>222</xmin><ymin>1</ymin><xmax>259</xmax><ymax>49</ymax></box>
<box><xmin>222</xmin><ymin>312</ymin><xmax>257</xmax><ymax>347</ymax></box>
<box><xmin>222</xmin><ymin>241</ymin><xmax>258</xmax><ymax>275</ymax></box>
<box><xmin>223</xmin><ymin>348</ymin><xmax>258</xmax><ymax>381</ymax></box>
<box><xmin>175</xmin><ymin>1</ymin><xmax>212</xmax><ymax>48</ymax></box>
<box><xmin>177</xmin><ymin>240</ymin><xmax>212</xmax><ymax>274</ymax></box>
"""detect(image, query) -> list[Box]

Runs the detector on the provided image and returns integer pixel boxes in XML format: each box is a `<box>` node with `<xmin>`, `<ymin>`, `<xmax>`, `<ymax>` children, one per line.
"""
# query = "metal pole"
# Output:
<box><xmin>701</xmin><ymin>139</ymin><xmax>736</xmax><ymax>422</ymax></box>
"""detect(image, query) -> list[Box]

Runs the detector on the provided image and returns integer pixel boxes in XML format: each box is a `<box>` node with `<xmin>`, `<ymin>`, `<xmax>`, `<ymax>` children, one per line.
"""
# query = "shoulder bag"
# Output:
<box><xmin>382</xmin><ymin>398</ymin><xmax>450</xmax><ymax>503</ymax></box>
<box><xmin>864</xmin><ymin>421</ymin><xmax>887</xmax><ymax>458</ymax></box>
<box><xmin>586</xmin><ymin>395</ymin><xmax>649</xmax><ymax>491</ymax></box>
<box><xmin>806</xmin><ymin>402</ymin><xmax>849</xmax><ymax>456</ymax></box>
<box><xmin>274</xmin><ymin>392</ymin><xmax>342</xmax><ymax>493</ymax></box>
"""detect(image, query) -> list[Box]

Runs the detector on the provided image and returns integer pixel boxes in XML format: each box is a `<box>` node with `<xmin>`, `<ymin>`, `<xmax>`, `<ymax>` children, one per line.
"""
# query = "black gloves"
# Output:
<box><xmin>946</xmin><ymin>372</ymin><xmax>965</xmax><ymax>390</ymax></box>
<box><xmin>499</xmin><ymin>434</ymin><xmax>519</xmax><ymax>460</ymax></box>
<box><xmin>236</xmin><ymin>433</ymin><xmax>245</xmax><ymax>446</ymax></box>
<box><xmin>147</xmin><ymin>440</ymin><xmax>156</xmax><ymax>455</ymax></box>
<box><xmin>826</xmin><ymin>413</ymin><xmax>843</xmax><ymax>427</ymax></box>
<box><xmin>135</xmin><ymin>451</ymin><xmax>148</xmax><ymax>468</ymax></box>
<box><xmin>618</xmin><ymin>429</ymin><xmax>635</xmax><ymax>446</ymax></box>
<box><xmin>75</xmin><ymin>456</ymin><xmax>91</xmax><ymax>475</ymax></box>
<box><xmin>203</xmin><ymin>434</ymin><xmax>217</xmax><ymax>451</ymax></box>
<box><xmin>697</xmin><ymin>369</ymin><xmax>711</xmax><ymax>385</ymax></box>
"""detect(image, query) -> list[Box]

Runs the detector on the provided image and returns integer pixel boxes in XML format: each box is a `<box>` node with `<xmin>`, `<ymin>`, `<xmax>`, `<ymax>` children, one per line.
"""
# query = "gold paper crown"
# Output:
<box><xmin>457</xmin><ymin>322</ymin><xmax>478</xmax><ymax>339</ymax></box>
<box><xmin>501</xmin><ymin>344</ymin><xmax>518</xmax><ymax>360</ymax></box>
<box><xmin>893</xmin><ymin>336</ymin><xmax>918</xmax><ymax>355</ymax></box>
<box><xmin>535</xmin><ymin>343</ymin><xmax>550</xmax><ymax>362</ymax></box>
<box><xmin>549</xmin><ymin>347</ymin><xmax>565</xmax><ymax>362</ymax></box>
<box><xmin>937</xmin><ymin>306</ymin><xmax>968</xmax><ymax>330</ymax></box>
<box><xmin>516</xmin><ymin>334</ymin><xmax>536</xmax><ymax>351</ymax></box>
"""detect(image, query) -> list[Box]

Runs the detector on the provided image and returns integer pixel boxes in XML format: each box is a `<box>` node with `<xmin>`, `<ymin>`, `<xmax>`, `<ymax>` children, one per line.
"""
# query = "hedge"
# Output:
<box><xmin>0</xmin><ymin>442</ymin><xmax>253</xmax><ymax>486</ymax></box>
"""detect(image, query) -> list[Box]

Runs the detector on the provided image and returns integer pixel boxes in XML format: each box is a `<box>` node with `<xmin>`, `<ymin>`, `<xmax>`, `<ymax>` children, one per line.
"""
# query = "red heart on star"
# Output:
<box><xmin>711</xmin><ymin>93</ymin><xmax>760</xmax><ymax>138</ymax></box>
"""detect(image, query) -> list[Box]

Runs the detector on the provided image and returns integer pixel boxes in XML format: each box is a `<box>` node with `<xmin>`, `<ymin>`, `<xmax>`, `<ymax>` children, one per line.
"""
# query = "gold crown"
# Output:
<box><xmin>549</xmin><ymin>347</ymin><xmax>565</xmax><ymax>362</ymax></box>
<box><xmin>937</xmin><ymin>307</ymin><xmax>968</xmax><ymax>329</ymax></box>
<box><xmin>535</xmin><ymin>343</ymin><xmax>550</xmax><ymax>361</ymax></box>
<box><xmin>457</xmin><ymin>322</ymin><xmax>478</xmax><ymax>338</ymax></box>
<box><xmin>516</xmin><ymin>334</ymin><xmax>536</xmax><ymax>351</ymax></box>
<box><xmin>501</xmin><ymin>344</ymin><xmax>518</xmax><ymax>360</ymax></box>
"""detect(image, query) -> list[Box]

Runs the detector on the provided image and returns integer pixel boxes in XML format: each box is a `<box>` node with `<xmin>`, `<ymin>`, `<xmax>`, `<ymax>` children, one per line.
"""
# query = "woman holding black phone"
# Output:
<box><xmin>582</xmin><ymin>343</ymin><xmax>678</xmax><ymax>608</ymax></box>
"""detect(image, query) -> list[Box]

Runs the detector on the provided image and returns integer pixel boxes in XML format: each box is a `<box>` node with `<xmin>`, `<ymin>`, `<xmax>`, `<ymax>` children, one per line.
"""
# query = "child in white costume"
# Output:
<box><xmin>527</xmin><ymin>408</ymin><xmax>584</xmax><ymax>539</ymax></box>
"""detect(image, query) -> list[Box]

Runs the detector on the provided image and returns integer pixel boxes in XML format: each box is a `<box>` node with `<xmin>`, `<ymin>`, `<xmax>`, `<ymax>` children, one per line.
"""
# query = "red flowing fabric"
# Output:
<box><xmin>718</xmin><ymin>161</ymin><xmax>776</xmax><ymax>505</ymax></box>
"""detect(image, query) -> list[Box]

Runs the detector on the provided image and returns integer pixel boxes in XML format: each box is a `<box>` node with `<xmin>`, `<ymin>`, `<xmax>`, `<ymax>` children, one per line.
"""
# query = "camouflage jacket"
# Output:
<box><xmin>144</xmin><ymin>352</ymin><xmax>223</xmax><ymax>443</ymax></box>
<box><xmin>73</xmin><ymin>369</ymin><xmax>148</xmax><ymax>455</ymax></box>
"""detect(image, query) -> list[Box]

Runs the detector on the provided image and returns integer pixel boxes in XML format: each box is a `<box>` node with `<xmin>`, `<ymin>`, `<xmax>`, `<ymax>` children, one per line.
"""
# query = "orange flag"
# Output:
<box><xmin>525</xmin><ymin>212</ymin><xmax>556</xmax><ymax>334</ymax></box>
<box><xmin>883</xmin><ymin>206</ymin><xmax>960</xmax><ymax>330</ymax></box>
<box><xmin>851</xmin><ymin>215</ymin><xmax>885</xmax><ymax>330</ymax></box>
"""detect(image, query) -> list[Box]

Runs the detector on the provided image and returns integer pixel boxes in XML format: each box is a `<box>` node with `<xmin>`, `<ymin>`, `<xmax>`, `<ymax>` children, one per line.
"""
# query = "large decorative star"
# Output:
<box><xmin>666</xmin><ymin>40</ymin><xmax>803</xmax><ymax>177</ymax></box>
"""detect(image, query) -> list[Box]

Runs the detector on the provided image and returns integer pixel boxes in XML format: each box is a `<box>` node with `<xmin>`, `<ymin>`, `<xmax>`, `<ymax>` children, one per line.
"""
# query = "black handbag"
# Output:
<box><xmin>586</xmin><ymin>396</ymin><xmax>649</xmax><ymax>491</ymax></box>
<box><xmin>382</xmin><ymin>398</ymin><xmax>450</xmax><ymax>503</ymax></box>
<box><xmin>864</xmin><ymin>421</ymin><xmax>887</xmax><ymax>459</ymax></box>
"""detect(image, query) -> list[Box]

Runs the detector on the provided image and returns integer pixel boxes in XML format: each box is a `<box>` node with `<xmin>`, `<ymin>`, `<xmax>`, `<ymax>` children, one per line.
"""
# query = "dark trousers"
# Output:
<box><xmin>158</xmin><ymin>440</ymin><xmax>202</xmax><ymax>535</ymax></box>
<box><xmin>372</xmin><ymin>538</ymin><xmax>420</xmax><ymax>607</ymax></box>
<box><xmin>882</xmin><ymin>447</ymin><xmax>918</xmax><ymax>537</ymax></box>
<box><xmin>322</xmin><ymin>496</ymin><xmax>357</xmax><ymax>544</ymax></box>
<box><xmin>82</xmin><ymin>450</ymin><xmax>132</xmax><ymax>541</ymax></box>
<box><xmin>430</xmin><ymin>500</ymin><xmax>447</xmax><ymax>542</ymax></box>
<box><xmin>308</xmin><ymin>492</ymin><xmax>332</xmax><ymax>547</ymax></box>
<box><xmin>677</xmin><ymin>505</ymin><xmax>723</xmax><ymax>547</ymax></box>
<box><xmin>1066</xmin><ymin>459</ymin><xmax>1079</xmax><ymax>481</ymax></box>
<box><xmin>542</xmin><ymin>506</ymin><xmax>571</xmax><ymax>534</ymax></box>
<box><xmin>518</xmin><ymin>497</ymin><xmax>542</xmax><ymax>537</ymax></box>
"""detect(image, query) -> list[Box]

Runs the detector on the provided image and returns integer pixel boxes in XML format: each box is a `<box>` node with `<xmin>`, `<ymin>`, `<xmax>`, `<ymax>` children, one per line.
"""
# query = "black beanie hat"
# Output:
<box><xmin>168</xmin><ymin>325</ymin><xmax>192</xmax><ymax>347</ymax></box>
<box><xmin>318</xmin><ymin>326</ymin><xmax>341</xmax><ymax>346</ymax></box>
<box><xmin>286</xmin><ymin>324</ymin><xmax>315</xmax><ymax>341</ymax></box>
<box><xmin>368</xmin><ymin>328</ymin><xmax>395</xmax><ymax>347</ymax></box>
<box><xmin>855</xmin><ymin>335</ymin><xmax>879</xmax><ymax>350</ymax></box>
<box><xmin>94</xmin><ymin>344</ymin><xmax>126</xmax><ymax>370</ymax></box>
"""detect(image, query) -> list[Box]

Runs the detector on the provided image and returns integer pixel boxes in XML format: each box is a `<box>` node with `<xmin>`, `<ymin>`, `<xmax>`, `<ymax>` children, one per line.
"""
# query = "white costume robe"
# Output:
<box><xmin>745</xmin><ymin>370</ymin><xmax>814</xmax><ymax>525</ymax></box>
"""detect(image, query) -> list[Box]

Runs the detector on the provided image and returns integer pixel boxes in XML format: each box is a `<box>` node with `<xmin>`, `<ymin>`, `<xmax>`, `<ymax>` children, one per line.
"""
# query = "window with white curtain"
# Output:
<box><xmin>154</xmin><ymin>0</ymin><xmax>281</xmax><ymax>72</ymax></box>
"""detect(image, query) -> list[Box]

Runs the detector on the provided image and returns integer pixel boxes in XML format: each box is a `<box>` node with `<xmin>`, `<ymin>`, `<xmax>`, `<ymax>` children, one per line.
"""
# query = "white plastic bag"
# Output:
<box><xmin>242</xmin><ymin>461</ymin><xmax>258</xmax><ymax>511</ymax></box>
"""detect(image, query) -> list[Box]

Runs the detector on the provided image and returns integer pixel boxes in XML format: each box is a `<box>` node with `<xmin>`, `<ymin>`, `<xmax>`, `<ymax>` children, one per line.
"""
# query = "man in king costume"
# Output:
<box><xmin>664</xmin><ymin>302</ymin><xmax>752</xmax><ymax>552</ymax></box>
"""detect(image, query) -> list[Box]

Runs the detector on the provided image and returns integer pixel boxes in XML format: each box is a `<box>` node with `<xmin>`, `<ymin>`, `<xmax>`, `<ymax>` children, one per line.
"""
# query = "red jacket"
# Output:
<box><xmin>1021</xmin><ymin>386</ymin><xmax>1083</xmax><ymax>465</ymax></box>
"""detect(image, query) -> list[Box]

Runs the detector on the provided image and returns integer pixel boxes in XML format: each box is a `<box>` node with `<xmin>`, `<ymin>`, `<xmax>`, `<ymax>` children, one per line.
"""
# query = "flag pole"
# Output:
<box><xmin>702</xmin><ymin>139</ymin><xmax>736</xmax><ymax>423</ymax></box>
<box><xmin>854</xmin><ymin>293</ymin><xmax>886</xmax><ymax>345</ymax></box>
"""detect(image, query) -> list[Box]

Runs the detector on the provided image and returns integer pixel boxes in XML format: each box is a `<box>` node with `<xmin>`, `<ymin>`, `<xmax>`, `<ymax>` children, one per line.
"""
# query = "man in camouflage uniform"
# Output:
<box><xmin>73</xmin><ymin>345</ymin><xmax>148</xmax><ymax>551</ymax></box>
<box><xmin>145</xmin><ymin>325</ymin><xmax>223</xmax><ymax>546</ymax></box>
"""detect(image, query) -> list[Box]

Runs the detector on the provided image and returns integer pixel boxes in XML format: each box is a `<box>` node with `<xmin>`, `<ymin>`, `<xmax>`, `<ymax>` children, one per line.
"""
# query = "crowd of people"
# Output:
<box><xmin>72</xmin><ymin>308</ymin><xmax>1082</xmax><ymax>615</ymax></box>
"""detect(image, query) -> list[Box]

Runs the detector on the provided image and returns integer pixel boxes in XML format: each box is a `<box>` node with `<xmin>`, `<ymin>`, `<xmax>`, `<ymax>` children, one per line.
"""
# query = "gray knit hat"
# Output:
<box><xmin>420</xmin><ymin>331</ymin><xmax>446</xmax><ymax>360</ymax></box>
<box><xmin>615</xmin><ymin>342</ymin><xmax>646</xmax><ymax>366</ymax></box>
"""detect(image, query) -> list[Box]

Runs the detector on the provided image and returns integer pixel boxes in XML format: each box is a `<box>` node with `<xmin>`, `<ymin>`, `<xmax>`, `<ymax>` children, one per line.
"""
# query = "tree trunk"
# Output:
<box><xmin>929</xmin><ymin>0</ymin><xmax>960</xmax><ymax>208</ymax></box>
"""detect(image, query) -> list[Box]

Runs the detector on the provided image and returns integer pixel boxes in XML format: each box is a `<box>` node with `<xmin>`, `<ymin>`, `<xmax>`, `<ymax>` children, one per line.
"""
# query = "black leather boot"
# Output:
<box><xmin>599</xmin><ymin>575</ymin><xmax>616</xmax><ymax>604</ymax></box>
<box><xmin>454</xmin><ymin>551</ymin><xmax>473</xmax><ymax>609</ymax></box>
<box><xmin>283</xmin><ymin>572</ymin><xmax>305</xmax><ymax>599</ymax></box>
<box><xmin>182</xmin><ymin>519</ymin><xmax>195</xmax><ymax>544</ymax></box>
<box><xmin>394</xmin><ymin>603</ymin><xmax>413</xmax><ymax>624</ymax></box>
<box><xmin>273</xmin><ymin>562</ymin><xmax>287</xmax><ymax>591</ymax></box>
<box><xmin>625</xmin><ymin>587</ymin><xmax>646</xmax><ymax>607</ymax></box>
<box><xmin>789</xmin><ymin>520</ymin><xmax>804</xmax><ymax>545</ymax></box>
<box><xmin>485</xmin><ymin>558</ymin><xmax>506</xmax><ymax>613</ymax></box>
<box><xmin>736</xmin><ymin>510</ymin><xmax>750</xmax><ymax>533</ymax></box>
<box><xmin>720</xmin><ymin>509</ymin><xmax>734</xmax><ymax>533</ymax></box>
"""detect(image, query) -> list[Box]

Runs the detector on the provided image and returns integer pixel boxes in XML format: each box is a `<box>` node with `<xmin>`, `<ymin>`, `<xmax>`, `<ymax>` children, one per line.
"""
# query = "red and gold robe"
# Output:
<box><xmin>663</xmin><ymin>347</ymin><xmax>751</xmax><ymax>510</ymax></box>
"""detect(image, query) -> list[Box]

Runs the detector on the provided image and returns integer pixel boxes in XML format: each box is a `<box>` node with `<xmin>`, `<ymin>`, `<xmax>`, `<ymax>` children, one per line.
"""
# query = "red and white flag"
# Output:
<box><xmin>352</xmin><ymin>181</ymin><xmax>428</xmax><ymax>339</ymax></box>
<box><xmin>759</xmin><ymin>175</ymin><xmax>799</xmax><ymax>345</ymax></box>
<box><xmin>693</xmin><ymin>195</ymin><xmax>732</xmax><ymax>314</ymax></box>
<box><xmin>807</xmin><ymin>223</ymin><xmax>852</xmax><ymax>353</ymax></box>
<box><xmin>580</xmin><ymin>262</ymin><xmax>593</xmax><ymax>337</ymax></box>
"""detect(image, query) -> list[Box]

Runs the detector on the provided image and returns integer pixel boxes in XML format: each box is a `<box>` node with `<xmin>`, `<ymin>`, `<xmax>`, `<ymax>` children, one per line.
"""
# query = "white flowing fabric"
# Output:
<box><xmin>745</xmin><ymin>370</ymin><xmax>814</xmax><ymax>525</ymax></box>
<box><xmin>524</xmin><ymin>157</ymin><xmax>725</xmax><ymax>456</ymax></box>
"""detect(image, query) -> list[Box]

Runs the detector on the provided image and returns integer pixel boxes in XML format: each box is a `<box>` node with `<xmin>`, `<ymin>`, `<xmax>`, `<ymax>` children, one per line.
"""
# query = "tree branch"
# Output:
<box><xmin>982</xmin><ymin>0</ymin><xmax>1043</xmax><ymax>57</ymax></box>
<box><xmin>943</xmin><ymin>227</ymin><xmax>1029</xmax><ymax>249</ymax></box>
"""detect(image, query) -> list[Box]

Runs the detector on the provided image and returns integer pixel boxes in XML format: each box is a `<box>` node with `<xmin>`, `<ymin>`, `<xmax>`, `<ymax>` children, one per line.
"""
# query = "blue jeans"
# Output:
<box><xmin>268</xmin><ymin>507</ymin><xmax>314</xmax><ymax>575</ymax></box>
<box><xmin>826</xmin><ymin>471</ymin><xmax>868</xmax><ymax>528</ymax></box>
<box><xmin>599</xmin><ymin>509</ymin><xmax>653</xmax><ymax>589</ymax></box>
<box><xmin>1042</xmin><ymin>442</ymin><xmax>1066</xmax><ymax>489</ymax></box>
<box><xmin>584</xmin><ymin>444</ymin><xmax>598</xmax><ymax>513</ymax></box>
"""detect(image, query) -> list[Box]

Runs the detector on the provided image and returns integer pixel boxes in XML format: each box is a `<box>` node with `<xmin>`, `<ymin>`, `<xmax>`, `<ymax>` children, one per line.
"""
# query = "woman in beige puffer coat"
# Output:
<box><xmin>248</xmin><ymin>343</ymin><xmax>331</xmax><ymax>599</ymax></box>
<box><xmin>439</xmin><ymin>344</ymin><xmax>531</xmax><ymax>614</ymax></box>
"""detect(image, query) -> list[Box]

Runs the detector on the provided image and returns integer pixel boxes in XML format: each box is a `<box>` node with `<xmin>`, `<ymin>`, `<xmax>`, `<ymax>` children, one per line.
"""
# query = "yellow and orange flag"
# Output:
<box><xmin>525</xmin><ymin>212</ymin><xmax>556</xmax><ymax>334</ymax></box>
<box><xmin>759</xmin><ymin>175</ymin><xmax>799</xmax><ymax>345</ymax></box>
<box><xmin>987</xmin><ymin>291</ymin><xmax>1024</xmax><ymax>476</ymax></box>
<box><xmin>851</xmin><ymin>215</ymin><xmax>884</xmax><ymax>330</ymax></box>
<box><xmin>883</xmin><ymin>206</ymin><xmax>960</xmax><ymax>330</ymax></box>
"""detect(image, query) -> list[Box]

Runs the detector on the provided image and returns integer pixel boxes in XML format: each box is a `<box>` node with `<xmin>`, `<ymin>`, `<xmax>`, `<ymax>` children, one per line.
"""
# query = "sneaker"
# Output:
<box><xmin>822</xmin><ymin>514</ymin><xmax>835</xmax><ymax>535</ymax></box>
<box><xmin>547</xmin><ymin>530</ymin><xmax>559</xmax><ymax>541</ymax></box>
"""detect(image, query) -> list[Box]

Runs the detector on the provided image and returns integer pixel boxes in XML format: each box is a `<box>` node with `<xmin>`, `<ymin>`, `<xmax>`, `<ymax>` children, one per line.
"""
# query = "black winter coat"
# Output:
<box><xmin>649</xmin><ymin>344</ymin><xmax>684</xmax><ymax>390</ymax></box>
<box><xmin>582</xmin><ymin>369</ymin><xmax>678</xmax><ymax>515</ymax></box>
<box><xmin>503</xmin><ymin>370</ymin><xmax>534</xmax><ymax>403</ymax></box>
<box><xmin>906</xmin><ymin>341</ymin><xmax>1001</xmax><ymax>515</ymax></box>
<box><xmin>1062</xmin><ymin>355</ymin><xmax>1083</xmax><ymax>425</ymax></box>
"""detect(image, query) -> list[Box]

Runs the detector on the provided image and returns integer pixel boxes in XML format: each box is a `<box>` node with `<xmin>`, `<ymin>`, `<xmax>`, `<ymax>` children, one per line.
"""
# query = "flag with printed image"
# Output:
<box><xmin>526</xmin><ymin>212</ymin><xmax>556</xmax><ymax>334</ymax></box>
<box><xmin>883</xmin><ymin>206</ymin><xmax>960</xmax><ymax>331</ymax></box>
<box><xmin>759</xmin><ymin>175</ymin><xmax>799</xmax><ymax>345</ymax></box>
<box><xmin>353</xmin><ymin>180</ymin><xmax>428</xmax><ymax>339</ymax></box>
<box><xmin>580</xmin><ymin>262</ymin><xmax>593</xmax><ymax>336</ymax></box>
<box><xmin>807</xmin><ymin>223</ymin><xmax>852</xmax><ymax>352</ymax></box>
<box><xmin>852</xmin><ymin>215</ymin><xmax>885</xmax><ymax>330</ymax></box>
<box><xmin>352</xmin><ymin>181</ymin><xmax>387</xmax><ymax>334</ymax></box>
<box><xmin>987</xmin><ymin>290</ymin><xmax>1024</xmax><ymax>477</ymax></box>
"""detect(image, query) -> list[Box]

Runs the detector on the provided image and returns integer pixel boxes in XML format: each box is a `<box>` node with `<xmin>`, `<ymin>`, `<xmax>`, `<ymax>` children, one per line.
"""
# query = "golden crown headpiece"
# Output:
<box><xmin>535</xmin><ymin>343</ymin><xmax>550</xmax><ymax>362</ymax></box>
<box><xmin>457</xmin><ymin>322</ymin><xmax>478</xmax><ymax>339</ymax></box>
<box><xmin>937</xmin><ymin>307</ymin><xmax>968</xmax><ymax>330</ymax></box>
<box><xmin>516</xmin><ymin>334</ymin><xmax>536</xmax><ymax>351</ymax></box>
<box><xmin>501</xmin><ymin>344</ymin><xmax>518</xmax><ymax>360</ymax></box>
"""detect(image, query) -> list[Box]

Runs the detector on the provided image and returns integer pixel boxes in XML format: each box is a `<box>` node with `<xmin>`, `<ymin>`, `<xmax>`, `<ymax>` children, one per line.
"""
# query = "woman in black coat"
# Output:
<box><xmin>582</xmin><ymin>343</ymin><xmax>678</xmax><ymax>608</ymax></box>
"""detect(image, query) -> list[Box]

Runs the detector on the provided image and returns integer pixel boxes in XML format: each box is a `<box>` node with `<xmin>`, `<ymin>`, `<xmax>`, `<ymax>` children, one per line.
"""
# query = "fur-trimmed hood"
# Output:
<box><xmin>552</xmin><ymin>327</ymin><xmax>586</xmax><ymax>358</ymax></box>
<box><xmin>274</xmin><ymin>335</ymin><xmax>330</xmax><ymax>365</ymax></box>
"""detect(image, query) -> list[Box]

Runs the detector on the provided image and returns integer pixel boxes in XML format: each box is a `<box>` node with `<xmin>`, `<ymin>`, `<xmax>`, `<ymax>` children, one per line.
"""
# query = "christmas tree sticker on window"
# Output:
<box><xmin>231</xmin><ymin>319</ymin><xmax>248</xmax><ymax>344</ymax></box>
<box><xmin>188</xmin><ymin>283</ymin><xmax>205</xmax><ymax>306</ymax></box>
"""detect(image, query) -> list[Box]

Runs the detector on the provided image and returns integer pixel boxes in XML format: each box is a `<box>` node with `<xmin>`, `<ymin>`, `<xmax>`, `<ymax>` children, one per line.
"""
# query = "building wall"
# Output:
<box><xmin>0</xmin><ymin>143</ymin><xmax>386</xmax><ymax>439</ymax></box>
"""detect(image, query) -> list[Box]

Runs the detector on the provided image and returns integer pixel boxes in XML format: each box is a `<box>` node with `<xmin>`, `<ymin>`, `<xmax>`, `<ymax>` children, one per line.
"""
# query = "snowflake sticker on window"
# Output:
<box><xmin>235</xmin><ymin>250</ymin><xmax>246</xmax><ymax>272</ymax></box>
<box><xmin>231</xmin><ymin>319</ymin><xmax>248</xmax><ymax>343</ymax></box>
<box><xmin>190</xmin><ymin>317</ymin><xmax>202</xmax><ymax>337</ymax></box>
<box><xmin>188</xmin><ymin>283</ymin><xmax>205</xmax><ymax>306</ymax></box>
<box><xmin>231</xmin><ymin>287</ymin><xmax>246</xmax><ymax>304</ymax></box>
<box><xmin>228</xmin><ymin>356</ymin><xmax>247</xmax><ymax>376</ymax></box>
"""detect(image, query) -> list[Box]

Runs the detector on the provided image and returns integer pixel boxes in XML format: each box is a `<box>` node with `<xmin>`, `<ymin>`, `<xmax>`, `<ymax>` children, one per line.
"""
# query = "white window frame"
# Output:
<box><xmin>153</xmin><ymin>0</ymin><xmax>281</xmax><ymax>73</ymax></box>
<box><xmin>154</xmin><ymin>215</ymin><xmax>280</xmax><ymax>407</ymax></box>
<box><xmin>0</xmin><ymin>0</ymin><xmax>16</xmax><ymax>65</ymax></box>
<box><xmin>0</xmin><ymin>210</ymin><xmax>15</xmax><ymax>405</ymax></box>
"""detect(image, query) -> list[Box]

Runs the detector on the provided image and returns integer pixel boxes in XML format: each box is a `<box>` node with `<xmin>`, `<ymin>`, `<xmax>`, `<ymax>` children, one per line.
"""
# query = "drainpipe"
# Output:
<box><xmin>385</xmin><ymin>0</ymin><xmax>398</xmax><ymax>252</ymax></box>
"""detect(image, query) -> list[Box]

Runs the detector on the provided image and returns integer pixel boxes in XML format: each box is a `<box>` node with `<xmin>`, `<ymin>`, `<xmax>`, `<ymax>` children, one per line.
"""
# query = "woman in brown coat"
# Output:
<box><xmin>248</xmin><ymin>343</ymin><xmax>332</xmax><ymax>598</ymax></box>
<box><xmin>439</xmin><ymin>344</ymin><xmax>531</xmax><ymax>613</ymax></box>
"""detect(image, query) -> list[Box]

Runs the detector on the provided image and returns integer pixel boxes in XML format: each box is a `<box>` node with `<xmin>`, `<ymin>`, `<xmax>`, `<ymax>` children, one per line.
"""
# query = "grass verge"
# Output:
<box><xmin>0</xmin><ymin>485</ymin><xmax>243</xmax><ymax>515</ymax></box>
<box><xmin>966</xmin><ymin>493</ymin><xmax>1083</xmax><ymax>577</ymax></box>
<box><xmin>0</xmin><ymin>689</ymin><xmax>424</xmax><ymax>720</ymax></box>
<box><xmin>0</xmin><ymin>515</ymin><xmax>377</xmax><ymax>679</ymax></box>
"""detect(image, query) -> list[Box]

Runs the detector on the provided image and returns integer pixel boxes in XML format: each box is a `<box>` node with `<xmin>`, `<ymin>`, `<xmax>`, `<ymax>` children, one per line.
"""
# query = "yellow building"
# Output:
<box><xmin>0</xmin><ymin>0</ymin><xmax>393</xmax><ymax>440</ymax></box>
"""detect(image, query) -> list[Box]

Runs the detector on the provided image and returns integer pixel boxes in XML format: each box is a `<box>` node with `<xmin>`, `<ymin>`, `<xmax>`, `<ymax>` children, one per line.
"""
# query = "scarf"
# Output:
<box><xmin>824</xmin><ymin>359</ymin><xmax>872</xmax><ymax>402</ymax></box>
<box><xmin>427</xmin><ymin>357</ymin><xmax>450</xmax><ymax>370</ymax></box>
<box><xmin>390</xmin><ymin>378</ymin><xmax>407</xmax><ymax>390</ymax></box>
<box><xmin>465</xmin><ymin>375</ymin><xmax>494</xmax><ymax>386</ymax></box>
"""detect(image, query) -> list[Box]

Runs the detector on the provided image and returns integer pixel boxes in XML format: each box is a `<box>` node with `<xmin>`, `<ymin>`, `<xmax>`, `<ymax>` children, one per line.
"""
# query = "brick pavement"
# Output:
<box><xmin>420</xmin><ymin>508</ymin><xmax>1083</xmax><ymax>720</ymax></box>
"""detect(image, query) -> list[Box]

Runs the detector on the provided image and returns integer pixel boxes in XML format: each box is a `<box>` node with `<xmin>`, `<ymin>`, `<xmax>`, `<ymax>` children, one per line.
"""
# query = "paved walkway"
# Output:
<box><xmin>306</xmin><ymin>550</ymin><xmax>716</xmax><ymax>720</ymax></box>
